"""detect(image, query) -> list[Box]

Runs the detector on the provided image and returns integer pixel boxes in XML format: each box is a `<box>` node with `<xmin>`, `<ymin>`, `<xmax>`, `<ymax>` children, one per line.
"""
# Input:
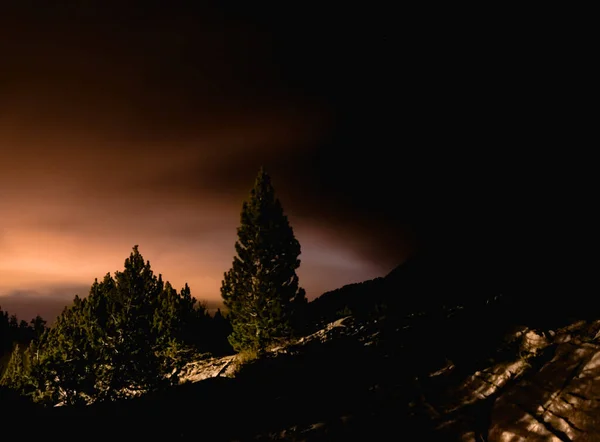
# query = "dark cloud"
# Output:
<box><xmin>1</xmin><ymin>2</ymin><xmax>577</xmax><ymax>321</ymax></box>
<box><xmin>0</xmin><ymin>284</ymin><xmax>90</xmax><ymax>323</ymax></box>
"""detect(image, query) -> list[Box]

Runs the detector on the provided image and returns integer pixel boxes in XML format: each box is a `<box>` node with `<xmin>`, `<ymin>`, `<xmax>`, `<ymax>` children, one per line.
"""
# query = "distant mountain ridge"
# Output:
<box><xmin>307</xmin><ymin>250</ymin><xmax>506</xmax><ymax>326</ymax></box>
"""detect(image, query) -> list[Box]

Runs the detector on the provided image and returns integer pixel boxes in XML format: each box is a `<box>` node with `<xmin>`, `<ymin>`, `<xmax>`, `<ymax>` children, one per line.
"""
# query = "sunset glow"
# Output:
<box><xmin>0</xmin><ymin>4</ymin><xmax>415</xmax><ymax>322</ymax></box>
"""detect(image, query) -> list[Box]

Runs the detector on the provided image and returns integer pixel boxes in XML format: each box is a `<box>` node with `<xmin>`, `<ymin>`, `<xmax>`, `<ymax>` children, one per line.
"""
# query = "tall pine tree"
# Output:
<box><xmin>221</xmin><ymin>168</ymin><xmax>307</xmax><ymax>352</ymax></box>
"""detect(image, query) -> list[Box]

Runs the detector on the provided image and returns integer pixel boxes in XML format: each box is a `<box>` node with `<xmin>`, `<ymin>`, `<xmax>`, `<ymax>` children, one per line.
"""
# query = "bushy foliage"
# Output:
<box><xmin>4</xmin><ymin>246</ymin><xmax>229</xmax><ymax>405</ymax></box>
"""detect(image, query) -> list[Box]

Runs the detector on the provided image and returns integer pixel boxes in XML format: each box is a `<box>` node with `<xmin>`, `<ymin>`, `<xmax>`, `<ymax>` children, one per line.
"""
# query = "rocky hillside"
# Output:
<box><xmin>421</xmin><ymin>319</ymin><xmax>600</xmax><ymax>441</ymax></box>
<box><xmin>192</xmin><ymin>314</ymin><xmax>600</xmax><ymax>441</ymax></box>
<box><xmin>4</xmin><ymin>303</ymin><xmax>600</xmax><ymax>441</ymax></box>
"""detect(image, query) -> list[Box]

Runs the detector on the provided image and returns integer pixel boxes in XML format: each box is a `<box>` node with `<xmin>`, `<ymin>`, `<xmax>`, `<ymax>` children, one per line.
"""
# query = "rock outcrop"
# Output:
<box><xmin>178</xmin><ymin>355</ymin><xmax>236</xmax><ymax>383</ymax></box>
<box><xmin>409</xmin><ymin>319</ymin><xmax>600</xmax><ymax>441</ymax></box>
<box><xmin>218</xmin><ymin>315</ymin><xmax>600</xmax><ymax>441</ymax></box>
<box><xmin>487</xmin><ymin>320</ymin><xmax>600</xmax><ymax>442</ymax></box>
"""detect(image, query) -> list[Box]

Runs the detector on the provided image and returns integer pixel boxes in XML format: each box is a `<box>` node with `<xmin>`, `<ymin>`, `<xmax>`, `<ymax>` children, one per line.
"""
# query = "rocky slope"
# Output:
<box><xmin>163</xmin><ymin>313</ymin><xmax>600</xmax><ymax>441</ymax></box>
<box><xmin>414</xmin><ymin>318</ymin><xmax>600</xmax><ymax>441</ymax></box>
<box><xmin>6</xmin><ymin>308</ymin><xmax>600</xmax><ymax>441</ymax></box>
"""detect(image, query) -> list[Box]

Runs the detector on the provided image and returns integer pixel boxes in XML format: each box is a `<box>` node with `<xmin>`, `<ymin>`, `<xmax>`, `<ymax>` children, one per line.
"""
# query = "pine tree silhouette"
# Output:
<box><xmin>221</xmin><ymin>168</ymin><xmax>307</xmax><ymax>352</ymax></box>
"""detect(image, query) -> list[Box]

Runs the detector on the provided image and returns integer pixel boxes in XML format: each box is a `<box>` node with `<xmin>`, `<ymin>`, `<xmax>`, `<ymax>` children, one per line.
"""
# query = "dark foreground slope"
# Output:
<box><xmin>0</xmin><ymin>318</ymin><xmax>464</xmax><ymax>441</ymax></box>
<box><xmin>3</xmin><ymin>253</ymin><xmax>597</xmax><ymax>441</ymax></box>
<box><xmin>3</xmin><ymin>304</ymin><xmax>600</xmax><ymax>441</ymax></box>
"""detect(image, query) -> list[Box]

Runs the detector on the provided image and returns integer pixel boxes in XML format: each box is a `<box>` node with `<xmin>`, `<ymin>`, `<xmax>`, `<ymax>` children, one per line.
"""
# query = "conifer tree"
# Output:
<box><xmin>0</xmin><ymin>344</ymin><xmax>29</xmax><ymax>391</ymax></box>
<box><xmin>210</xmin><ymin>309</ymin><xmax>234</xmax><ymax>355</ymax></box>
<box><xmin>36</xmin><ymin>295</ymin><xmax>101</xmax><ymax>404</ymax></box>
<box><xmin>221</xmin><ymin>168</ymin><xmax>307</xmax><ymax>352</ymax></box>
<box><xmin>0</xmin><ymin>307</ymin><xmax>47</xmax><ymax>378</ymax></box>
<box><xmin>108</xmin><ymin>247</ymin><xmax>165</xmax><ymax>395</ymax></box>
<box><xmin>32</xmin><ymin>245</ymin><xmax>206</xmax><ymax>405</ymax></box>
<box><xmin>29</xmin><ymin>316</ymin><xmax>47</xmax><ymax>341</ymax></box>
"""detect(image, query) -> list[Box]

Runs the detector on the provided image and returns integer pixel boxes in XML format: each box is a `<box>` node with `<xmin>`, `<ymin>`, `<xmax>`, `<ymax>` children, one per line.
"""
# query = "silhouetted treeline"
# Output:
<box><xmin>0</xmin><ymin>307</ymin><xmax>46</xmax><ymax>373</ymax></box>
<box><xmin>1</xmin><ymin>246</ymin><xmax>233</xmax><ymax>405</ymax></box>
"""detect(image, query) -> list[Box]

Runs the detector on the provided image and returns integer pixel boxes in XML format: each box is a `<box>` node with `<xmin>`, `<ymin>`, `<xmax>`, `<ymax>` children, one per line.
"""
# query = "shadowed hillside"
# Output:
<box><xmin>4</xmin><ymin>289</ymin><xmax>599</xmax><ymax>441</ymax></box>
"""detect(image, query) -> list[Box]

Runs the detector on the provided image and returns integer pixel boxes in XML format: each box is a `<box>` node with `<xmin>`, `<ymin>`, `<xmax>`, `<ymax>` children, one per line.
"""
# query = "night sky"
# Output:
<box><xmin>0</xmin><ymin>4</ymin><xmax>587</xmax><ymax>322</ymax></box>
